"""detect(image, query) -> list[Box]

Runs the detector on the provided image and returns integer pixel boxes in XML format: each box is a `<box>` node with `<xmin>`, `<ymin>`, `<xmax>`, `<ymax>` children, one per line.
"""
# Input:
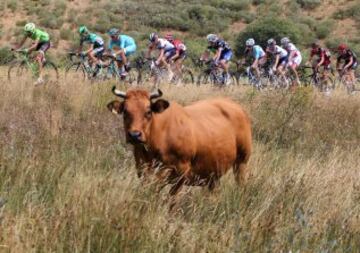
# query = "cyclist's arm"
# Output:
<box><xmin>156</xmin><ymin>48</ymin><xmax>165</xmax><ymax>64</ymax></box>
<box><xmin>27</xmin><ymin>39</ymin><xmax>40</xmax><ymax>52</ymax></box>
<box><xmin>344</xmin><ymin>56</ymin><xmax>353</xmax><ymax>70</ymax></box>
<box><xmin>84</xmin><ymin>44</ymin><xmax>94</xmax><ymax>54</ymax></box>
<box><xmin>316</xmin><ymin>54</ymin><xmax>325</xmax><ymax>68</ymax></box>
<box><xmin>213</xmin><ymin>48</ymin><xmax>222</xmax><ymax>62</ymax></box>
<box><xmin>14</xmin><ymin>36</ymin><xmax>28</xmax><ymax>50</ymax></box>
<box><xmin>273</xmin><ymin>55</ymin><xmax>280</xmax><ymax>69</ymax></box>
<box><xmin>145</xmin><ymin>45</ymin><xmax>154</xmax><ymax>58</ymax></box>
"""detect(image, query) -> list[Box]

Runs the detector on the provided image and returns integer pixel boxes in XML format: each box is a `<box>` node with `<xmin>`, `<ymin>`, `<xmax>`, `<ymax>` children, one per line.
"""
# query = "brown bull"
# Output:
<box><xmin>107</xmin><ymin>87</ymin><xmax>252</xmax><ymax>197</ymax></box>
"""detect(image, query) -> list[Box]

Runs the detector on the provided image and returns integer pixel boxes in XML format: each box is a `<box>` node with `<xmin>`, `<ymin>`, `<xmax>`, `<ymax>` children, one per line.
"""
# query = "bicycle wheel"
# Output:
<box><xmin>42</xmin><ymin>61</ymin><xmax>59</xmax><ymax>84</ymax></box>
<box><xmin>65</xmin><ymin>62</ymin><xmax>86</xmax><ymax>81</ymax></box>
<box><xmin>176</xmin><ymin>68</ymin><xmax>194</xmax><ymax>85</ymax></box>
<box><xmin>197</xmin><ymin>72</ymin><xmax>212</xmax><ymax>86</ymax></box>
<box><xmin>8</xmin><ymin>60</ymin><xmax>34</xmax><ymax>82</ymax></box>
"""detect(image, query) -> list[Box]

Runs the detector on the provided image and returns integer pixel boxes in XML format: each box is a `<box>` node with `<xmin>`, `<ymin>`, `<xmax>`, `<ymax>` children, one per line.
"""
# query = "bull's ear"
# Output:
<box><xmin>107</xmin><ymin>100</ymin><xmax>124</xmax><ymax>114</ymax></box>
<box><xmin>151</xmin><ymin>99</ymin><xmax>169</xmax><ymax>113</ymax></box>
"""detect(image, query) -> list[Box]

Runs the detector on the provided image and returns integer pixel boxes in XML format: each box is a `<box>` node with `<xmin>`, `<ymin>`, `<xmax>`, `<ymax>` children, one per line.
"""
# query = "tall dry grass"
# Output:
<box><xmin>0</xmin><ymin>71</ymin><xmax>359</xmax><ymax>252</ymax></box>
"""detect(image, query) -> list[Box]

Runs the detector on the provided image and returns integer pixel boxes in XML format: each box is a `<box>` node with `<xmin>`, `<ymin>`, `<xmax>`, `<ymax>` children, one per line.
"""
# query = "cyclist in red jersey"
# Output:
<box><xmin>307</xmin><ymin>41</ymin><xmax>332</xmax><ymax>85</ymax></box>
<box><xmin>336</xmin><ymin>44</ymin><xmax>358</xmax><ymax>86</ymax></box>
<box><xmin>165</xmin><ymin>34</ymin><xmax>187</xmax><ymax>78</ymax></box>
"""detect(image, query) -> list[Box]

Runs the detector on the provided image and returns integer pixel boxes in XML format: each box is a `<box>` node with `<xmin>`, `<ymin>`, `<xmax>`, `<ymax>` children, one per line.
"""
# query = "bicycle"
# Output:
<box><xmin>196</xmin><ymin>60</ymin><xmax>238</xmax><ymax>86</ymax></box>
<box><xmin>299</xmin><ymin>66</ymin><xmax>335</xmax><ymax>92</ymax></box>
<box><xmin>8</xmin><ymin>49</ymin><xmax>58</xmax><ymax>83</ymax></box>
<box><xmin>136</xmin><ymin>57</ymin><xmax>194</xmax><ymax>86</ymax></box>
<box><xmin>338</xmin><ymin>68</ymin><xmax>357</xmax><ymax>94</ymax></box>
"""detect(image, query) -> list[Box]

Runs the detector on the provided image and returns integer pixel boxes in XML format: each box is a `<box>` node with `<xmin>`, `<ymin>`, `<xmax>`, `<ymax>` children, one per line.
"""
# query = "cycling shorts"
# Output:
<box><xmin>36</xmin><ymin>41</ymin><xmax>51</xmax><ymax>54</ymax></box>
<box><xmin>173</xmin><ymin>50</ymin><xmax>187</xmax><ymax>61</ymax></box>
<box><xmin>351</xmin><ymin>61</ymin><xmax>358</xmax><ymax>70</ymax></box>
<box><xmin>278</xmin><ymin>56</ymin><xmax>288</xmax><ymax>67</ymax></box>
<box><xmin>220</xmin><ymin>50</ymin><xmax>232</xmax><ymax>62</ymax></box>
<box><xmin>93</xmin><ymin>46</ymin><xmax>104</xmax><ymax>57</ymax></box>
<box><xmin>165</xmin><ymin>48</ymin><xmax>177</xmax><ymax>60</ymax></box>
<box><xmin>288</xmin><ymin>54</ymin><xmax>302</xmax><ymax>68</ymax></box>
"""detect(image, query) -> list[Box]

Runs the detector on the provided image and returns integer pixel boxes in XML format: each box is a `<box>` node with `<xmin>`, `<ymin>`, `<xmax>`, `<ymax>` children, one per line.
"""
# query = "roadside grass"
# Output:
<box><xmin>0</xmin><ymin>73</ymin><xmax>359</xmax><ymax>252</ymax></box>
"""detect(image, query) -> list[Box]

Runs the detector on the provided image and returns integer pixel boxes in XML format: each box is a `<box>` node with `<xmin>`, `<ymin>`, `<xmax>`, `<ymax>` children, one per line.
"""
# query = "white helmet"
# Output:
<box><xmin>206</xmin><ymin>34</ymin><xmax>218</xmax><ymax>43</ymax></box>
<box><xmin>281</xmin><ymin>37</ymin><xmax>290</xmax><ymax>45</ymax></box>
<box><xmin>267</xmin><ymin>38</ymin><xmax>276</xmax><ymax>45</ymax></box>
<box><xmin>24</xmin><ymin>23</ymin><xmax>35</xmax><ymax>33</ymax></box>
<box><xmin>149</xmin><ymin>32</ymin><xmax>158</xmax><ymax>42</ymax></box>
<box><xmin>245</xmin><ymin>38</ymin><xmax>255</xmax><ymax>47</ymax></box>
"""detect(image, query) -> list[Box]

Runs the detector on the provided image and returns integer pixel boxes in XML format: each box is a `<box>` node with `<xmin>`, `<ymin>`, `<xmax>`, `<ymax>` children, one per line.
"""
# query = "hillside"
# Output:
<box><xmin>0</xmin><ymin>0</ymin><xmax>359</xmax><ymax>62</ymax></box>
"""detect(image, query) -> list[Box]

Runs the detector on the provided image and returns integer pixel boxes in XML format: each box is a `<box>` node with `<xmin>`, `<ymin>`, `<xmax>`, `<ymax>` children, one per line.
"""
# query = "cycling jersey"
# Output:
<box><xmin>109</xmin><ymin>34</ymin><xmax>137</xmax><ymax>56</ymax></box>
<box><xmin>337</xmin><ymin>49</ymin><xmax>358</xmax><ymax>67</ymax></box>
<box><xmin>27</xmin><ymin>29</ymin><xmax>50</xmax><ymax>43</ymax></box>
<box><xmin>285</xmin><ymin>43</ymin><xmax>301</xmax><ymax>57</ymax></box>
<box><xmin>80</xmin><ymin>33</ymin><xmax>104</xmax><ymax>48</ymax></box>
<box><xmin>156</xmin><ymin>38</ymin><xmax>175</xmax><ymax>51</ymax></box>
<box><xmin>310</xmin><ymin>47</ymin><xmax>331</xmax><ymax>67</ymax></box>
<box><xmin>267</xmin><ymin>45</ymin><xmax>288</xmax><ymax>58</ymax></box>
<box><xmin>208</xmin><ymin>39</ymin><xmax>231</xmax><ymax>53</ymax></box>
<box><xmin>252</xmin><ymin>45</ymin><xmax>265</xmax><ymax>60</ymax></box>
<box><xmin>172</xmin><ymin>39</ymin><xmax>186</xmax><ymax>52</ymax></box>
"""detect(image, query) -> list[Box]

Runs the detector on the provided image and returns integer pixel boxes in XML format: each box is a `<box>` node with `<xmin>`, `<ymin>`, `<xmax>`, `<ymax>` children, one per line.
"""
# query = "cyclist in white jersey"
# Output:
<box><xmin>266</xmin><ymin>38</ymin><xmax>288</xmax><ymax>79</ymax></box>
<box><xmin>281</xmin><ymin>37</ymin><xmax>302</xmax><ymax>85</ymax></box>
<box><xmin>146</xmin><ymin>32</ymin><xmax>175</xmax><ymax>80</ymax></box>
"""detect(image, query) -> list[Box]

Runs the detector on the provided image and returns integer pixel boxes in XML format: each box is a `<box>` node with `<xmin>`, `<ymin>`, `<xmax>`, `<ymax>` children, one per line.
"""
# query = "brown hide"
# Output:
<box><xmin>108</xmin><ymin>88</ymin><xmax>252</xmax><ymax>194</ymax></box>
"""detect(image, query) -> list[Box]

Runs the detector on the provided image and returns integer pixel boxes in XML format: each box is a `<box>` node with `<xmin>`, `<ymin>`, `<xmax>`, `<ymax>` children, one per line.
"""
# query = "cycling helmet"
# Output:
<box><xmin>108</xmin><ymin>28</ymin><xmax>120</xmax><ymax>36</ymax></box>
<box><xmin>149</xmin><ymin>32</ymin><xmax>158</xmax><ymax>42</ymax></box>
<box><xmin>245</xmin><ymin>38</ymin><xmax>255</xmax><ymax>47</ymax></box>
<box><xmin>280</xmin><ymin>37</ymin><xmax>290</xmax><ymax>45</ymax></box>
<box><xmin>311</xmin><ymin>40</ymin><xmax>320</xmax><ymax>48</ymax></box>
<box><xmin>338</xmin><ymin>44</ymin><xmax>347</xmax><ymax>51</ymax></box>
<box><xmin>24</xmin><ymin>23</ymin><xmax>35</xmax><ymax>33</ymax></box>
<box><xmin>165</xmin><ymin>33</ymin><xmax>174</xmax><ymax>42</ymax></box>
<box><xmin>267</xmin><ymin>38</ymin><xmax>276</xmax><ymax>45</ymax></box>
<box><xmin>206</xmin><ymin>34</ymin><xmax>218</xmax><ymax>43</ymax></box>
<box><xmin>79</xmin><ymin>25</ymin><xmax>88</xmax><ymax>35</ymax></box>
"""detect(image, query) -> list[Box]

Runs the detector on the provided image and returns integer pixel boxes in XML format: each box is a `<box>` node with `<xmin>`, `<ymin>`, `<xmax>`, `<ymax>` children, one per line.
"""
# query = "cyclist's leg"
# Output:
<box><xmin>164</xmin><ymin>49</ymin><xmax>177</xmax><ymax>78</ymax></box>
<box><xmin>89</xmin><ymin>46</ymin><xmax>104</xmax><ymax>65</ymax></box>
<box><xmin>35</xmin><ymin>41</ymin><xmax>50</xmax><ymax>82</ymax></box>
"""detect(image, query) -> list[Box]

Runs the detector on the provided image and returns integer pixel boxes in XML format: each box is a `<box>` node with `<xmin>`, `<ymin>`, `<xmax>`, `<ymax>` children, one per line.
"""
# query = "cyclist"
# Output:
<box><xmin>78</xmin><ymin>26</ymin><xmax>104</xmax><ymax>68</ymax></box>
<box><xmin>266</xmin><ymin>38</ymin><xmax>288</xmax><ymax>79</ymax></box>
<box><xmin>12</xmin><ymin>23</ymin><xmax>51</xmax><ymax>85</ymax></box>
<box><xmin>107</xmin><ymin>28</ymin><xmax>137</xmax><ymax>77</ymax></box>
<box><xmin>306</xmin><ymin>40</ymin><xmax>332</xmax><ymax>87</ymax></box>
<box><xmin>336</xmin><ymin>44</ymin><xmax>358</xmax><ymax>87</ymax></box>
<box><xmin>281</xmin><ymin>37</ymin><xmax>302</xmax><ymax>86</ymax></box>
<box><xmin>244</xmin><ymin>38</ymin><xmax>266</xmax><ymax>79</ymax></box>
<box><xmin>200</xmin><ymin>34</ymin><xmax>233</xmax><ymax>83</ymax></box>
<box><xmin>164</xmin><ymin>34</ymin><xmax>187</xmax><ymax>78</ymax></box>
<box><xmin>146</xmin><ymin>32</ymin><xmax>175</xmax><ymax>80</ymax></box>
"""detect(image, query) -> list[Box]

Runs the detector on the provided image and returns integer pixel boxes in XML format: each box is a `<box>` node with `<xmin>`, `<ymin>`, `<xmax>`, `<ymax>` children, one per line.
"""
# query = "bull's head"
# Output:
<box><xmin>107</xmin><ymin>86</ymin><xmax>169</xmax><ymax>144</ymax></box>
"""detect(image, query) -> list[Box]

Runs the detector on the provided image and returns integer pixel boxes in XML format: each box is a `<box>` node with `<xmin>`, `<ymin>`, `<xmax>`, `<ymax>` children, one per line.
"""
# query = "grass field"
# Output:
<box><xmin>0</xmin><ymin>71</ymin><xmax>359</xmax><ymax>252</ymax></box>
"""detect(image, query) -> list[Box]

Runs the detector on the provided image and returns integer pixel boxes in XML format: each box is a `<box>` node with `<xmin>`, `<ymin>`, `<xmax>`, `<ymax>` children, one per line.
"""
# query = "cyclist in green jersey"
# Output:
<box><xmin>13</xmin><ymin>23</ymin><xmax>51</xmax><ymax>85</ymax></box>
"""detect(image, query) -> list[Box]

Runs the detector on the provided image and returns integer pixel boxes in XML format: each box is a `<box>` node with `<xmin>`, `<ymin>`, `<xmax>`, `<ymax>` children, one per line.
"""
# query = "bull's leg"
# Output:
<box><xmin>233</xmin><ymin>161</ymin><xmax>249</xmax><ymax>186</ymax></box>
<box><xmin>168</xmin><ymin>161</ymin><xmax>191</xmax><ymax>211</ymax></box>
<box><xmin>208</xmin><ymin>174</ymin><xmax>220</xmax><ymax>192</ymax></box>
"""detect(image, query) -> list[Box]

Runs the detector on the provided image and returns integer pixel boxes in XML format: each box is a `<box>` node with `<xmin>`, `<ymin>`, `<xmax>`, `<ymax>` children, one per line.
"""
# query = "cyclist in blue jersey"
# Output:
<box><xmin>200</xmin><ymin>34</ymin><xmax>233</xmax><ymax>83</ymax></box>
<box><xmin>245</xmin><ymin>38</ymin><xmax>266</xmax><ymax>79</ymax></box>
<box><xmin>146</xmin><ymin>32</ymin><xmax>175</xmax><ymax>80</ymax></box>
<box><xmin>107</xmin><ymin>28</ymin><xmax>137</xmax><ymax>76</ymax></box>
<box><xmin>78</xmin><ymin>26</ymin><xmax>104</xmax><ymax>67</ymax></box>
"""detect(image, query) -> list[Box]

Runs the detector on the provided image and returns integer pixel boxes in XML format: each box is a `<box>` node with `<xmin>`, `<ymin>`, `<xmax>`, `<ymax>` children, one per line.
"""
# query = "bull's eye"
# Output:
<box><xmin>145</xmin><ymin>109</ymin><xmax>152</xmax><ymax>119</ymax></box>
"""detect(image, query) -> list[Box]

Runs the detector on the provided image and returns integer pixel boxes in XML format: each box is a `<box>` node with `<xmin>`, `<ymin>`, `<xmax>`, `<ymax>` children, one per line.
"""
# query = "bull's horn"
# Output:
<box><xmin>112</xmin><ymin>86</ymin><xmax>126</xmax><ymax>98</ymax></box>
<box><xmin>150</xmin><ymin>89</ymin><xmax>163</xmax><ymax>100</ymax></box>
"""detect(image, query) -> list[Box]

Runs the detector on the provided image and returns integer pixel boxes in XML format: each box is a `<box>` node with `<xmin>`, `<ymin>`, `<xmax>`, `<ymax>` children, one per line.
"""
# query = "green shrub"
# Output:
<box><xmin>315</xmin><ymin>20</ymin><xmax>334</xmax><ymax>39</ymax></box>
<box><xmin>235</xmin><ymin>17</ymin><xmax>302</xmax><ymax>56</ymax></box>
<box><xmin>296</xmin><ymin>0</ymin><xmax>321</xmax><ymax>10</ymax></box>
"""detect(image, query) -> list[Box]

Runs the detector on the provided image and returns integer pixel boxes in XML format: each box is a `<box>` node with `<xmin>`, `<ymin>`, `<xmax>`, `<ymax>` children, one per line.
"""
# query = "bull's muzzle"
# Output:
<box><xmin>128</xmin><ymin>130</ymin><xmax>143</xmax><ymax>143</ymax></box>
